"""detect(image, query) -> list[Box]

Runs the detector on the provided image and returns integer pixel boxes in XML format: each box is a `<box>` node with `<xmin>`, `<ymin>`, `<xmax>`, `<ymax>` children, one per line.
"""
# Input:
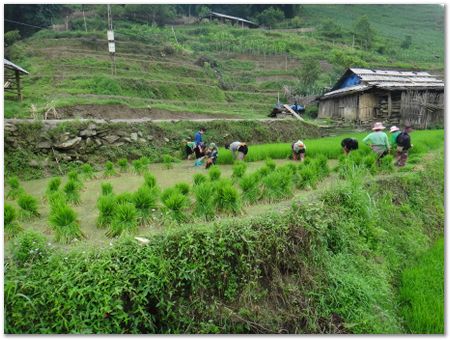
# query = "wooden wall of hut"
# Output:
<box><xmin>400</xmin><ymin>90</ymin><xmax>444</xmax><ymax>128</ymax></box>
<box><xmin>318</xmin><ymin>95</ymin><xmax>358</xmax><ymax>120</ymax></box>
<box><xmin>318</xmin><ymin>98</ymin><xmax>338</xmax><ymax>118</ymax></box>
<box><xmin>358</xmin><ymin>92</ymin><xmax>377</xmax><ymax>123</ymax></box>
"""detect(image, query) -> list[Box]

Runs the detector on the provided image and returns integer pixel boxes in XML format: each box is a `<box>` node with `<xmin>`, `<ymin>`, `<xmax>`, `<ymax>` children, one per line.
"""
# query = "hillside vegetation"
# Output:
<box><xmin>4</xmin><ymin>4</ymin><xmax>444</xmax><ymax>119</ymax></box>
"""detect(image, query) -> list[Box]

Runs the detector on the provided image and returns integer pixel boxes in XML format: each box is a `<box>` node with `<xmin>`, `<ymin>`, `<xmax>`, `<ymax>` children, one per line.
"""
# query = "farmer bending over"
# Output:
<box><xmin>389</xmin><ymin>126</ymin><xmax>401</xmax><ymax>153</ymax></box>
<box><xmin>394</xmin><ymin>125</ymin><xmax>413</xmax><ymax>167</ymax></box>
<box><xmin>291</xmin><ymin>140</ymin><xmax>306</xmax><ymax>161</ymax></box>
<box><xmin>362</xmin><ymin>122</ymin><xmax>390</xmax><ymax>166</ymax></box>
<box><xmin>185</xmin><ymin>141</ymin><xmax>197</xmax><ymax>160</ymax></box>
<box><xmin>205</xmin><ymin>143</ymin><xmax>219</xmax><ymax>169</ymax></box>
<box><xmin>341</xmin><ymin>138</ymin><xmax>359</xmax><ymax>155</ymax></box>
<box><xmin>225</xmin><ymin>141</ymin><xmax>248</xmax><ymax>161</ymax></box>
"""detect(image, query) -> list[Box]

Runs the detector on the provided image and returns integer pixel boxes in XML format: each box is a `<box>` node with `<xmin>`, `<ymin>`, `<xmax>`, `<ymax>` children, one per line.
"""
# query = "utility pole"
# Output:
<box><xmin>107</xmin><ymin>4</ymin><xmax>116</xmax><ymax>75</ymax></box>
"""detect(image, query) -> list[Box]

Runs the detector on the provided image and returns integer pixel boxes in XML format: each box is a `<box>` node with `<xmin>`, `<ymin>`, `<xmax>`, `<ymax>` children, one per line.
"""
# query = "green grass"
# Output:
<box><xmin>399</xmin><ymin>237</ymin><xmax>444</xmax><ymax>334</ymax></box>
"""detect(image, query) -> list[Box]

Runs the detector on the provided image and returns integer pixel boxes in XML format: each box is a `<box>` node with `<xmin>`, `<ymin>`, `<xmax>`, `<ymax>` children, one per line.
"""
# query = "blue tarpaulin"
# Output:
<box><xmin>337</xmin><ymin>74</ymin><xmax>361</xmax><ymax>89</ymax></box>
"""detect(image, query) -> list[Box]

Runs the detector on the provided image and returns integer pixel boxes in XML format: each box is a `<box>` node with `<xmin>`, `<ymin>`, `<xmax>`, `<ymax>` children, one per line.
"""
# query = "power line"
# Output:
<box><xmin>4</xmin><ymin>18</ymin><xmax>48</xmax><ymax>29</ymax></box>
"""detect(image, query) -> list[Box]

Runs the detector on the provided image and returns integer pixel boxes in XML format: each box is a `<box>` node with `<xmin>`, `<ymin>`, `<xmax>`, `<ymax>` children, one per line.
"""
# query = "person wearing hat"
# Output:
<box><xmin>389</xmin><ymin>126</ymin><xmax>401</xmax><ymax>152</ymax></box>
<box><xmin>225</xmin><ymin>141</ymin><xmax>248</xmax><ymax>161</ymax></box>
<box><xmin>185</xmin><ymin>141</ymin><xmax>197</xmax><ymax>160</ymax></box>
<box><xmin>204</xmin><ymin>143</ymin><xmax>219</xmax><ymax>169</ymax></box>
<box><xmin>395</xmin><ymin>125</ymin><xmax>413</xmax><ymax>167</ymax></box>
<box><xmin>362</xmin><ymin>122</ymin><xmax>390</xmax><ymax>165</ymax></box>
<box><xmin>291</xmin><ymin>140</ymin><xmax>306</xmax><ymax>161</ymax></box>
<box><xmin>341</xmin><ymin>137</ymin><xmax>359</xmax><ymax>156</ymax></box>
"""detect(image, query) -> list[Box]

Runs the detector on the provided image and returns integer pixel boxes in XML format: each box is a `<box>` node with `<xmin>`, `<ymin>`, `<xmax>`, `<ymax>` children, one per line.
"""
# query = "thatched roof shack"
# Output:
<box><xmin>201</xmin><ymin>11</ymin><xmax>259</xmax><ymax>28</ymax></box>
<box><xmin>4</xmin><ymin>58</ymin><xmax>29</xmax><ymax>101</ymax></box>
<box><xmin>318</xmin><ymin>68</ymin><xmax>444</xmax><ymax>129</ymax></box>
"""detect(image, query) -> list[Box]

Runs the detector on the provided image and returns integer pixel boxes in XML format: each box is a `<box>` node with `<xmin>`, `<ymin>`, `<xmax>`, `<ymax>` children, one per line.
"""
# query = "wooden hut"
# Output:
<box><xmin>4</xmin><ymin>59</ymin><xmax>29</xmax><ymax>101</ymax></box>
<box><xmin>201</xmin><ymin>11</ymin><xmax>259</xmax><ymax>28</ymax></box>
<box><xmin>318</xmin><ymin>68</ymin><xmax>444</xmax><ymax>128</ymax></box>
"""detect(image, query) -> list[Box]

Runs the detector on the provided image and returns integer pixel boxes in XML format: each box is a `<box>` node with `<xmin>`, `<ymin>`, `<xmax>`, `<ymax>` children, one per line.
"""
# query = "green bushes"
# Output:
<box><xmin>9</xmin><ymin>230</ymin><xmax>48</xmax><ymax>266</ymax></box>
<box><xmin>49</xmin><ymin>204</ymin><xmax>84</xmax><ymax>243</ymax></box>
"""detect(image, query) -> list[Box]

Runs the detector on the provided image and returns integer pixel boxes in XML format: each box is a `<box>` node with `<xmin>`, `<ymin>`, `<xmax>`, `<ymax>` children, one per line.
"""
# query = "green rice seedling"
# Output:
<box><xmin>261</xmin><ymin>169</ymin><xmax>293</xmax><ymax>202</ymax></box>
<box><xmin>107</xmin><ymin>202</ymin><xmax>138</xmax><ymax>237</ymax></box>
<box><xmin>96</xmin><ymin>194</ymin><xmax>117</xmax><ymax>228</ymax></box>
<box><xmin>132</xmin><ymin>159</ymin><xmax>145</xmax><ymax>175</ymax></box>
<box><xmin>162</xmin><ymin>154</ymin><xmax>174</xmax><ymax>169</ymax></box>
<box><xmin>161</xmin><ymin>191</ymin><xmax>189</xmax><ymax>223</ymax></box>
<box><xmin>68</xmin><ymin>170</ymin><xmax>83</xmax><ymax>189</ymax></box>
<box><xmin>4</xmin><ymin>204</ymin><xmax>23</xmax><ymax>239</ymax></box>
<box><xmin>193</xmin><ymin>173</ymin><xmax>207</xmax><ymax>186</ymax></box>
<box><xmin>48</xmin><ymin>190</ymin><xmax>68</xmax><ymax>214</ymax></box>
<box><xmin>282</xmin><ymin>162</ymin><xmax>298</xmax><ymax>175</ymax></box>
<box><xmin>101</xmin><ymin>182</ymin><xmax>113</xmax><ymax>196</ymax></box>
<box><xmin>10</xmin><ymin>230</ymin><xmax>48</xmax><ymax>265</ymax></box>
<box><xmin>193</xmin><ymin>181</ymin><xmax>215</xmax><ymax>220</ymax></box>
<box><xmin>117</xmin><ymin>158</ymin><xmax>129</xmax><ymax>173</ymax></box>
<box><xmin>161</xmin><ymin>187</ymin><xmax>179</xmax><ymax>203</ymax></box>
<box><xmin>208</xmin><ymin>165</ymin><xmax>221</xmax><ymax>181</ymax></box>
<box><xmin>49</xmin><ymin>204</ymin><xmax>84</xmax><ymax>244</ymax></box>
<box><xmin>115</xmin><ymin>192</ymin><xmax>134</xmax><ymax>204</ymax></box>
<box><xmin>213</xmin><ymin>181</ymin><xmax>241</xmax><ymax>215</ymax></box>
<box><xmin>139</xmin><ymin>156</ymin><xmax>150</xmax><ymax>167</ymax></box>
<box><xmin>303</xmin><ymin>157</ymin><xmax>312</xmax><ymax>166</ymax></box>
<box><xmin>17</xmin><ymin>193</ymin><xmax>40</xmax><ymax>218</ymax></box>
<box><xmin>133</xmin><ymin>186</ymin><xmax>158</xmax><ymax>222</ymax></box>
<box><xmin>255</xmin><ymin>165</ymin><xmax>271</xmax><ymax>178</ymax></box>
<box><xmin>379</xmin><ymin>154</ymin><xmax>394</xmax><ymax>172</ymax></box>
<box><xmin>296</xmin><ymin>165</ymin><xmax>318</xmax><ymax>189</ymax></box>
<box><xmin>81</xmin><ymin>163</ymin><xmax>95</xmax><ymax>180</ymax></box>
<box><xmin>314</xmin><ymin>155</ymin><xmax>330</xmax><ymax>177</ymax></box>
<box><xmin>265</xmin><ymin>158</ymin><xmax>276</xmax><ymax>171</ymax></box>
<box><xmin>143</xmin><ymin>172</ymin><xmax>157</xmax><ymax>189</ymax></box>
<box><xmin>104</xmin><ymin>161</ymin><xmax>117</xmax><ymax>177</ymax></box>
<box><xmin>175</xmin><ymin>182</ymin><xmax>190</xmax><ymax>196</ymax></box>
<box><xmin>362</xmin><ymin>153</ymin><xmax>378</xmax><ymax>174</ymax></box>
<box><xmin>63</xmin><ymin>180</ymin><xmax>81</xmax><ymax>205</ymax></box>
<box><xmin>6</xmin><ymin>176</ymin><xmax>24</xmax><ymax>200</ymax></box>
<box><xmin>239</xmin><ymin>174</ymin><xmax>261</xmax><ymax>204</ymax></box>
<box><xmin>45</xmin><ymin>177</ymin><xmax>61</xmax><ymax>198</ymax></box>
<box><xmin>232</xmin><ymin>161</ymin><xmax>247</xmax><ymax>180</ymax></box>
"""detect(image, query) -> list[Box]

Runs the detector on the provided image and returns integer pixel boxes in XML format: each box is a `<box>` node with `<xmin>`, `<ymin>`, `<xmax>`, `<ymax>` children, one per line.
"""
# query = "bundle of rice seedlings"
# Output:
<box><xmin>17</xmin><ymin>193</ymin><xmax>40</xmax><ymax>219</ymax></box>
<box><xmin>115</xmin><ymin>192</ymin><xmax>134</xmax><ymax>204</ymax></box>
<box><xmin>81</xmin><ymin>163</ymin><xmax>95</xmax><ymax>180</ymax></box>
<box><xmin>296</xmin><ymin>165</ymin><xmax>318</xmax><ymax>189</ymax></box>
<box><xmin>161</xmin><ymin>187</ymin><xmax>179</xmax><ymax>203</ymax></box>
<box><xmin>101</xmin><ymin>182</ymin><xmax>113</xmax><ymax>196</ymax></box>
<box><xmin>208</xmin><ymin>165</ymin><xmax>221</xmax><ymax>181</ymax></box>
<box><xmin>143</xmin><ymin>172</ymin><xmax>157</xmax><ymax>189</ymax></box>
<box><xmin>232</xmin><ymin>161</ymin><xmax>247</xmax><ymax>180</ymax></box>
<box><xmin>239</xmin><ymin>174</ymin><xmax>261</xmax><ymax>204</ymax></box>
<box><xmin>139</xmin><ymin>156</ymin><xmax>150</xmax><ymax>167</ymax></box>
<box><xmin>96</xmin><ymin>194</ymin><xmax>117</xmax><ymax>228</ymax></box>
<box><xmin>161</xmin><ymin>191</ymin><xmax>188</xmax><ymax>223</ymax></box>
<box><xmin>314</xmin><ymin>155</ymin><xmax>330</xmax><ymax>177</ymax></box>
<box><xmin>175</xmin><ymin>182</ymin><xmax>190</xmax><ymax>196</ymax></box>
<box><xmin>362</xmin><ymin>154</ymin><xmax>378</xmax><ymax>174</ymax></box>
<box><xmin>133</xmin><ymin>186</ymin><xmax>158</xmax><ymax>222</ymax></box>
<box><xmin>104</xmin><ymin>161</ymin><xmax>117</xmax><ymax>177</ymax></box>
<box><xmin>379</xmin><ymin>154</ymin><xmax>394</xmax><ymax>172</ymax></box>
<box><xmin>213</xmin><ymin>182</ymin><xmax>240</xmax><ymax>215</ymax></box>
<box><xmin>282</xmin><ymin>162</ymin><xmax>297</xmax><ymax>175</ymax></box>
<box><xmin>261</xmin><ymin>169</ymin><xmax>293</xmax><ymax>202</ymax></box>
<box><xmin>162</xmin><ymin>154</ymin><xmax>174</xmax><ymax>169</ymax></box>
<box><xmin>193</xmin><ymin>182</ymin><xmax>215</xmax><ymax>220</ymax></box>
<box><xmin>265</xmin><ymin>158</ymin><xmax>276</xmax><ymax>171</ymax></box>
<box><xmin>132</xmin><ymin>159</ymin><xmax>145</xmax><ymax>175</ymax></box>
<box><xmin>63</xmin><ymin>180</ymin><xmax>81</xmax><ymax>204</ymax></box>
<box><xmin>45</xmin><ymin>177</ymin><xmax>62</xmax><ymax>198</ymax></box>
<box><xmin>107</xmin><ymin>202</ymin><xmax>138</xmax><ymax>237</ymax></box>
<box><xmin>117</xmin><ymin>158</ymin><xmax>129</xmax><ymax>173</ymax></box>
<box><xmin>193</xmin><ymin>173</ymin><xmax>207</xmax><ymax>186</ymax></box>
<box><xmin>6</xmin><ymin>176</ymin><xmax>24</xmax><ymax>200</ymax></box>
<box><xmin>68</xmin><ymin>170</ymin><xmax>83</xmax><ymax>189</ymax></box>
<box><xmin>4</xmin><ymin>204</ymin><xmax>23</xmax><ymax>239</ymax></box>
<box><xmin>255</xmin><ymin>165</ymin><xmax>271</xmax><ymax>178</ymax></box>
<box><xmin>48</xmin><ymin>190</ymin><xmax>68</xmax><ymax>214</ymax></box>
<box><xmin>49</xmin><ymin>204</ymin><xmax>84</xmax><ymax>243</ymax></box>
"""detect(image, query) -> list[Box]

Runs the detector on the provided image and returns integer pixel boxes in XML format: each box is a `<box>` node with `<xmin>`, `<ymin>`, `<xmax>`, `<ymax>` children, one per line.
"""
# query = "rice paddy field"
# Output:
<box><xmin>4</xmin><ymin>129</ymin><xmax>444</xmax><ymax>334</ymax></box>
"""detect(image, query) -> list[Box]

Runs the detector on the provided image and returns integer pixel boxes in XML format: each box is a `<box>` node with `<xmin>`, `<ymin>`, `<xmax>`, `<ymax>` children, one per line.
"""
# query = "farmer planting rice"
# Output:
<box><xmin>204</xmin><ymin>143</ymin><xmax>219</xmax><ymax>169</ymax></box>
<box><xmin>389</xmin><ymin>126</ymin><xmax>401</xmax><ymax>152</ymax></box>
<box><xmin>225</xmin><ymin>141</ymin><xmax>248</xmax><ymax>161</ymax></box>
<box><xmin>291</xmin><ymin>140</ymin><xmax>306</xmax><ymax>161</ymax></box>
<box><xmin>341</xmin><ymin>138</ymin><xmax>359</xmax><ymax>155</ymax></box>
<box><xmin>363</xmin><ymin>122</ymin><xmax>390</xmax><ymax>166</ymax></box>
<box><xmin>395</xmin><ymin>125</ymin><xmax>413</xmax><ymax>167</ymax></box>
<box><xmin>185</xmin><ymin>141</ymin><xmax>197</xmax><ymax>160</ymax></box>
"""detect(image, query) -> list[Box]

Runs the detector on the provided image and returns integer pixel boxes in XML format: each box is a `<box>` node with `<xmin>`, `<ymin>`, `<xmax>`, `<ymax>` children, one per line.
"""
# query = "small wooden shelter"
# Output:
<box><xmin>4</xmin><ymin>59</ymin><xmax>29</xmax><ymax>101</ymax></box>
<box><xmin>318</xmin><ymin>68</ymin><xmax>444</xmax><ymax>128</ymax></box>
<box><xmin>201</xmin><ymin>11</ymin><xmax>259</xmax><ymax>28</ymax></box>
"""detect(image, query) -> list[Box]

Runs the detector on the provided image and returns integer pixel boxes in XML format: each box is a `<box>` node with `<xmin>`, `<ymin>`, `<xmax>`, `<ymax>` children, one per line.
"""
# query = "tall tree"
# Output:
<box><xmin>353</xmin><ymin>15</ymin><xmax>374</xmax><ymax>49</ymax></box>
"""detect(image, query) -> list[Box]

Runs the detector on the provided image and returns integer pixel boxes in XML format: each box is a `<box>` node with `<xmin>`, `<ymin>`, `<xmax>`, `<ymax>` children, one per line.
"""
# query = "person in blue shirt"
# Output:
<box><xmin>195</xmin><ymin>128</ymin><xmax>206</xmax><ymax>146</ymax></box>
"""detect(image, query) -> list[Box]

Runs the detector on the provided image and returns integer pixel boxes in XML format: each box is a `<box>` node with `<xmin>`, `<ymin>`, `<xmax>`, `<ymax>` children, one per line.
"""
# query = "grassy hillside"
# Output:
<box><xmin>4</xmin><ymin>4</ymin><xmax>444</xmax><ymax>119</ymax></box>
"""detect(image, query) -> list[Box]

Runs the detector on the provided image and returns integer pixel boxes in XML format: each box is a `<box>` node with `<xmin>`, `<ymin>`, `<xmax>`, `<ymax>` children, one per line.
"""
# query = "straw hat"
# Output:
<box><xmin>372</xmin><ymin>122</ymin><xmax>386</xmax><ymax>131</ymax></box>
<box><xmin>389</xmin><ymin>126</ymin><xmax>400</xmax><ymax>133</ymax></box>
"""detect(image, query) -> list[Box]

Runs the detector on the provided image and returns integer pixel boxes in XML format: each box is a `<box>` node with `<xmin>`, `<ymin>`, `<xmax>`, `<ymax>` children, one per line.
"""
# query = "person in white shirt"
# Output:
<box><xmin>225</xmin><ymin>141</ymin><xmax>248</xmax><ymax>161</ymax></box>
<box><xmin>291</xmin><ymin>140</ymin><xmax>306</xmax><ymax>161</ymax></box>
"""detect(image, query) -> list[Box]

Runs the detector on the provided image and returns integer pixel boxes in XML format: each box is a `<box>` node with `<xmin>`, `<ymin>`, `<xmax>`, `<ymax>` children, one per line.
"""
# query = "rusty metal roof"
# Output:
<box><xmin>208</xmin><ymin>11</ymin><xmax>258</xmax><ymax>26</ymax></box>
<box><xmin>4</xmin><ymin>59</ymin><xmax>29</xmax><ymax>74</ymax></box>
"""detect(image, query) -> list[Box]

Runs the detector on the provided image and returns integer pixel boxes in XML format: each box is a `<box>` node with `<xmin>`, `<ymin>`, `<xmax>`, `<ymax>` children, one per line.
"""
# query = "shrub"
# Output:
<box><xmin>101</xmin><ymin>182</ymin><xmax>113</xmax><ymax>196</ymax></box>
<box><xmin>104</xmin><ymin>161</ymin><xmax>117</xmax><ymax>177</ymax></box>
<box><xmin>97</xmin><ymin>194</ymin><xmax>117</xmax><ymax>228</ymax></box>
<box><xmin>239</xmin><ymin>174</ymin><xmax>261</xmax><ymax>204</ymax></box>
<box><xmin>208</xmin><ymin>166</ymin><xmax>221</xmax><ymax>181</ymax></box>
<box><xmin>81</xmin><ymin>164</ymin><xmax>95</xmax><ymax>179</ymax></box>
<box><xmin>63</xmin><ymin>180</ymin><xmax>81</xmax><ymax>204</ymax></box>
<box><xmin>175</xmin><ymin>182</ymin><xmax>190</xmax><ymax>196</ymax></box>
<box><xmin>261</xmin><ymin>169</ymin><xmax>293</xmax><ymax>202</ymax></box>
<box><xmin>4</xmin><ymin>204</ymin><xmax>22</xmax><ymax>238</ymax></box>
<box><xmin>193</xmin><ymin>181</ymin><xmax>215</xmax><ymax>220</ymax></box>
<box><xmin>17</xmin><ymin>193</ymin><xmax>39</xmax><ymax>218</ymax></box>
<box><xmin>117</xmin><ymin>158</ymin><xmax>129</xmax><ymax>172</ymax></box>
<box><xmin>10</xmin><ymin>230</ymin><xmax>48</xmax><ymax>265</ymax></box>
<box><xmin>45</xmin><ymin>177</ymin><xmax>62</xmax><ymax>198</ymax></box>
<box><xmin>213</xmin><ymin>181</ymin><xmax>240</xmax><ymax>215</ymax></box>
<box><xmin>107</xmin><ymin>203</ymin><xmax>138</xmax><ymax>237</ymax></box>
<box><xmin>6</xmin><ymin>176</ymin><xmax>23</xmax><ymax>200</ymax></box>
<box><xmin>133</xmin><ymin>186</ymin><xmax>158</xmax><ymax>222</ymax></box>
<box><xmin>49</xmin><ymin>204</ymin><xmax>84</xmax><ymax>244</ymax></box>
<box><xmin>232</xmin><ymin>161</ymin><xmax>247</xmax><ymax>179</ymax></box>
<box><xmin>163</xmin><ymin>154</ymin><xmax>174</xmax><ymax>169</ymax></box>
<box><xmin>143</xmin><ymin>172</ymin><xmax>157</xmax><ymax>189</ymax></box>
<box><xmin>193</xmin><ymin>173</ymin><xmax>208</xmax><ymax>186</ymax></box>
<box><xmin>132</xmin><ymin>159</ymin><xmax>145</xmax><ymax>175</ymax></box>
<box><xmin>162</xmin><ymin>191</ymin><xmax>189</xmax><ymax>223</ymax></box>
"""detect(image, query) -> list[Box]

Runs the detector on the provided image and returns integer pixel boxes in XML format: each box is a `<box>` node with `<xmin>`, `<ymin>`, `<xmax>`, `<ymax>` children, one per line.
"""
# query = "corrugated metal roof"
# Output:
<box><xmin>209</xmin><ymin>11</ymin><xmax>258</xmax><ymax>26</ymax></box>
<box><xmin>322</xmin><ymin>84</ymin><xmax>372</xmax><ymax>98</ymax></box>
<box><xmin>4</xmin><ymin>59</ymin><xmax>29</xmax><ymax>74</ymax></box>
